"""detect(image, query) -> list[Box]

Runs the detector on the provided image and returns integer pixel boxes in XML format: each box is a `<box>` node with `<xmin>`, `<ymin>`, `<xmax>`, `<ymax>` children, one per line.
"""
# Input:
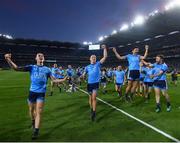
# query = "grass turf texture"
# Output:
<box><xmin>0</xmin><ymin>70</ymin><xmax>180</xmax><ymax>142</ymax></box>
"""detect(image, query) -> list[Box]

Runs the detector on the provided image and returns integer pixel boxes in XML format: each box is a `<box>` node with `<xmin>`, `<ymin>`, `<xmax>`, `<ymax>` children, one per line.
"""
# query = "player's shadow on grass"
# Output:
<box><xmin>96</xmin><ymin>108</ymin><xmax>115</xmax><ymax>123</ymax></box>
<box><xmin>39</xmin><ymin>121</ymin><xmax>69</xmax><ymax>140</ymax></box>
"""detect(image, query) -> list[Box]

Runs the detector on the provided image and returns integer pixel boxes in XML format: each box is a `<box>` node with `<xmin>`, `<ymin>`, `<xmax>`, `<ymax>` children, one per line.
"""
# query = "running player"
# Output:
<box><xmin>66</xmin><ymin>65</ymin><xmax>75</xmax><ymax>92</ymax></box>
<box><xmin>142</xmin><ymin>55</ymin><xmax>171</xmax><ymax>112</ymax></box>
<box><xmin>141</xmin><ymin>64</ymin><xmax>154</xmax><ymax>103</ymax></box>
<box><xmin>83</xmin><ymin>45</ymin><xmax>107</xmax><ymax>121</ymax></box>
<box><xmin>100</xmin><ymin>68</ymin><xmax>107</xmax><ymax>94</ymax></box>
<box><xmin>4</xmin><ymin>53</ymin><xmax>67</xmax><ymax>139</ymax></box>
<box><xmin>50</xmin><ymin>64</ymin><xmax>61</xmax><ymax>96</ymax></box>
<box><xmin>113</xmin><ymin>66</ymin><xmax>125</xmax><ymax>97</ymax></box>
<box><xmin>136</xmin><ymin>62</ymin><xmax>146</xmax><ymax>96</ymax></box>
<box><xmin>112</xmin><ymin>45</ymin><xmax>149</xmax><ymax>101</ymax></box>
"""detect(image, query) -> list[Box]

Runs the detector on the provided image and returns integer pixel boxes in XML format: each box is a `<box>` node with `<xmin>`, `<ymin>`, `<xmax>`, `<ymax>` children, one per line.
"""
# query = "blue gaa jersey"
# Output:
<box><xmin>140</xmin><ymin>67</ymin><xmax>146</xmax><ymax>79</ymax></box>
<box><xmin>51</xmin><ymin>67</ymin><xmax>59</xmax><ymax>79</ymax></box>
<box><xmin>152</xmin><ymin>63</ymin><xmax>168</xmax><ymax>81</ymax></box>
<box><xmin>143</xmin><ymin>68</ymin><xmax>154</xmax><ymax>83</ymax></box>
<box><xmin>126</xmin><ymin>54</ymin><xmax>141</xmax><ymax>70</ymax></box>
<box><xmin>58</xmin><ymin>69</ymin><xmax>65</xmax><ymax>79</ymax></box>
<box><xmin>114</xmin><ymin>70</ymin><xmax>125</xmax><ymax>84</ymax></box>
<box><xmin>66</xmin><ymin>68</ymin><xmax>74</xmax><ymax>77</ymax></box>
<box><xmin>85</xmin><ymin>61</ymin><xmax>101</xmax><ymax>84</ymax></box>
<box><xmin>107</xmin><ymin>70</ymin><xmax>113</xmax><ymax>77</ymax></box>
<box><xmin>24</xmin><ymin>65</ymin><xmax>52</xmax><ymax>93</ymax></box>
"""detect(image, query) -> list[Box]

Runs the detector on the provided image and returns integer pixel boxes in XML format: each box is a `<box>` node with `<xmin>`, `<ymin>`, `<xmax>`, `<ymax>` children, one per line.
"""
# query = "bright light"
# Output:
<box><xmin>83</xmin><ymin>41</ymin><xmax>93</xmax><ymax>45</ymax></box>
<box><xmin>83</xmin><ymin>41</ymin><xmax>88</xmax><ymax>45</ymax></box>
<box><xmin>112</xmin><ymin>30</ymin><xmax>117</xmax><ymax>35</ymax></box>
<box><xmin>120</xmin><ymin>24</ymin><xmax>129</xmax><ymax>31</ymax></box>
<box><xmin>1</xmin><ymin>34</ymin><xmax>13</xmax><ymax>39</ymax></box>
<box><xmin>98</xmin><ymin>36</ymin><xmax>104</xmax><ymax>41</ymax></box>
<box><xmin>131</xmin><ymin>22</ymin><xmax>134</xmax><ymax>27</ymax></box>
<box><xmin>154</xmin><ymin>10</ymin><xmax>159</xmax><ymax>14</ymax></box>
<box><xmin>165</xmin><ymin>0</ymin><xmax>180</xmax><ymax>11</ymax></box>
<box><xmin>133</xmin><ymin>15</ymin><xmax>145</xmax><ymax>25</ymax></box>
<box><xmin>104</xmin><ymin>35</ymin><xmax>108</xmax><ymax>38</ymax></box>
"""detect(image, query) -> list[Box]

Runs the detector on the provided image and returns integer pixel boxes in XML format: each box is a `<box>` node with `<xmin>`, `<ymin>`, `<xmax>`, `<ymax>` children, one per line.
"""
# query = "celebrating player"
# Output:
<box><xmin>83</xmin><ymin>45</ymin><xmax>107</xmax><ymax>121</ymax></box>
<box><xmin>113</xmin><ymin>66</ymin><xmax>126</xmax><ymax>97</ymax></box>
<box><xmin>112</xmin><ymin>45</ymin><xmax>149</xmax><ymax>101</ymax></box>
<box><xmin>4</xmin><ymin>53</ymin><xmax>67</xmax><ymax>139</ymax></box>
<box><xmin>142</xmin><ymin>55</ymin><xmax>171</xmax><ymax>112</ymax></box>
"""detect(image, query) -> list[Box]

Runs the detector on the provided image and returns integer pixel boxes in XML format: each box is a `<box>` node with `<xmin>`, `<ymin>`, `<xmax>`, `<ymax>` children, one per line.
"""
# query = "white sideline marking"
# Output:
<box><xmin>76</xmin><ymin>86</ymin><xmax>180</xmax><ymax>142</ymax></box>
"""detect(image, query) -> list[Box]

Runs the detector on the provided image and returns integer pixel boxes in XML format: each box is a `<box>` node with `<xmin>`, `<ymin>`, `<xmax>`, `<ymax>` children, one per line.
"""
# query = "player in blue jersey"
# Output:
<box><xmin>4</xmin><ymin>53</ymin><xmax>67</xmax><ymax>139</ymax></box>
<box><xmin>112</xmin><ymin>45</ymin><xmax>149</xmax><ymax>101</ymax></box>
<box><xmin>50</xmin><ymin>64</ymin><xmax>62</xmax><ymax>96</ymax></box>
<box><xmin>83</xmin><ymin>45</ymin><xmax>107</xmax><ymax>121</ymax></box>
<box><xmin>136</xmin><ymin>62</ymin><xmax>146</xmax><ymax>96</ymax></box>
<box><xmin>100</xmin><ymin>69</ymin><xmax>108</xmax><ymax>94</ymax></box>
<box><xmin>141</xmin><ymin>65</ymin><xmax>154</xmax><ymax>103</ymax></box>
<box><xmin>142</xmin><ymin>55</ymin><xmax>171</xmax><ymax>112</ymax></box>
<box><xmin>113</xmin><ymin>66</ymin><xmax>126</xmax><ymax>97</ymax></box>
<box><xmin>66</xmin><ymin>65</ymin><xmax>76</xmax><ymax>92</ymax></box>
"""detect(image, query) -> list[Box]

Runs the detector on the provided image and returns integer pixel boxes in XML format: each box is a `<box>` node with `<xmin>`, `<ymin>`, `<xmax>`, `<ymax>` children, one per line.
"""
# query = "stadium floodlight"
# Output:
<box><xmin>120</xmin><ymin>24</ymin><xmax>129</xmax><ymax>31</ymax></box>
<box><xmin>131</xmin><ymin>22</ymin><xmax>134</xmax><ymax>27</ymax></box>
<box><xmin>3</xmin><ymin>34</ymin><xmax>13</xmax><ymax>39</ymax></box>
<box><xmin>83</xmin><ymin>41</ymin><xmax>88</xmax><ymax>45</ymax></box>
<box><xmin>154</xmin><ymin>10</ymin><xmax>159</xmax><ymax>14</ymax></box>
<box><xmin>112</xmin><ymin>30</ymin><xmax>117</xmax><ymax>35</ymax></box>
<box><xmin>164</xmin><ymin>0</ymin><xmax>180</xmax><ymax>11</ymax></box>
<box><xmin>104</xmin><ymin>35</ymin><xmax>108</xmax><ymax>38</ymax></box>
<box><xmin>133</xmin><ymin>15</ymin><xmax>145</xmax><ymax>25</ymax></box>
<box><xmin>98</xmin><ymin>36</ymin><xmax>104</xmax><ymax>41</ymax></box>
<box><xmin>83</xmin><ymin>41</ymin><xmax>93</xmax><ymax>45</ymax></box>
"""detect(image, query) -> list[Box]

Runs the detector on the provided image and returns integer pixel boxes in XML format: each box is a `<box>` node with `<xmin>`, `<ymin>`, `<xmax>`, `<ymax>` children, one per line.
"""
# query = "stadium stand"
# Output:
<box><xmin>0</xmin><ymin>8</ymin><xmax>180</xmax><ymax>70</ymax></box>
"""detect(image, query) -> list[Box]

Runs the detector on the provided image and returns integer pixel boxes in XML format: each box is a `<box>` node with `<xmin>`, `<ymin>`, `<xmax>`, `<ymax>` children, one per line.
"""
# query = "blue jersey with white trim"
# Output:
<box><xmin>85</xmin><ymin>61</ymin><xmax>101</xmax><ymax>84</ymax></box>
<box><xmin>51</xmin><ymin>67</ymin><xmax>59</xmax><ymax>79</ymax></box>
<box><xmin>66</xmin><ymin>68</ymin><xmax>74</xmax><ymax>77</ymax></box>
<box><xmin>58</xmin><ymin>69</ymin><xmax>65</xmax><ymax>79</ymax></box>
<box><xmin>114</xmin><ymin>70</ymin><xmax>125</xmax><ymax>84</ymax></box>
<box><xmin>126</xmin><ymin>54</ymin><xmax>141</xmax><ymax>70</ymax></box>
<box><xmin>143</xmin><ymin>67</ymin><xmax>154</xmax><ymax>82</ymax></box>
<box><xmin>24</xmin><ymin>65</ymin><xmax>52</xmax><ymax>93</ymax></box>
<box><xmin>152</xmin><ymin>63</ymin><xmax>168</xmax><ymax>81</ymax></box>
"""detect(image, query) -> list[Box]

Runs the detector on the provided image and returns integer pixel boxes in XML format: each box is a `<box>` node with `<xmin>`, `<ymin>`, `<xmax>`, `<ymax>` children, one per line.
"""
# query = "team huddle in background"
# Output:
<box><xmin>4</xmin><ymin>44</ymin><xmax>179</xmax><ymax>140</ymax></box>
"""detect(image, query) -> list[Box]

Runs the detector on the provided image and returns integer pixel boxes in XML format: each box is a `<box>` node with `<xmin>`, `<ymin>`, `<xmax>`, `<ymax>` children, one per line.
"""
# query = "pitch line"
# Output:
<box><xmin>76</xmin><ymin>86</ymin><xmax>180</xmax><ymax>142</ymax></box>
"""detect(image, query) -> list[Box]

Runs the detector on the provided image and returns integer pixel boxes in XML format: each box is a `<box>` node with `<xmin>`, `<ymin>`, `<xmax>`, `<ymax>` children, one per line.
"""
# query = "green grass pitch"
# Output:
<box><xmin>0</xmin><ymin>70</ymin><xmax>180</xmax><ymax>142</ymax></box>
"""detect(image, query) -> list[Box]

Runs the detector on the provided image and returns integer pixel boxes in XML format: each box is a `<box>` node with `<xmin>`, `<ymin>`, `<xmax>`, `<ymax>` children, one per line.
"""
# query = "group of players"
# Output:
<box><xmin>4</xmin><ymin>44</ymin><xmax>177</xmax><ymax>139</ymax></box>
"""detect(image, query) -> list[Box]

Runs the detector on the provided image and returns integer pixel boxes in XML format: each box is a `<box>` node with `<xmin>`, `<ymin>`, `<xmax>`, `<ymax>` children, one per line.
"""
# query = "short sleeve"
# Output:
<box><xmin>18</xmin><ymin>65</ymin><xmax>33</xmax><ymax>72</ymax></box>
<box><xmin>125</xmin><ymin>54</ymin><xmax>129</xmax><ymax>60</ymax></box>
<box><xmin>47</xmin><ymin>68</ymin><xmax>52</xmax><ymax>78</ymax></box>
<box><xmin>162</xmin><ymin>64</ymin><xmax>168</xmax><ymax>72</ymax></box>
<box><xmin>85</xmin><ymin>66</ymin><xmax>88</xmax><ymax>74</ymax></box>
<box><xmin>97</xmin><ymin>61</ymin><xmax>102</xmax><ymax>66</ymax></box>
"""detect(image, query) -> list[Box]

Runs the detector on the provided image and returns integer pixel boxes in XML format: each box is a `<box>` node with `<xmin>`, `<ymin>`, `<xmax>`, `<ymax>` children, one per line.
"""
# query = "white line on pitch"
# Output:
<box><xmin>76</xmin><ymin>86</ymin><xmax>180</xmax><ymax>142</ymax></box>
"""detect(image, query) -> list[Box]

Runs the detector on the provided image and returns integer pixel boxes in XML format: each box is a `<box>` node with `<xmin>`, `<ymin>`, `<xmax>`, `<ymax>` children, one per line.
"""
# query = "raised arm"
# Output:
<box><xmin>140</xmin><ymin>45</ymin><xmax>149</xmax><ymax>60</ymax></box>
<box><xmin>4</xmin><ymin>53</ymin><xmax>23</xmax><ymax>71</ymax></box>
<box><xmin>100</xmin><ymin>45</ymin><xmax>108</xmax><ymax>64</ymax></box>
<box><xmin>112</xmin><ymin>48</ymin><xmax>126</xmax><ymax>60</ymax></box>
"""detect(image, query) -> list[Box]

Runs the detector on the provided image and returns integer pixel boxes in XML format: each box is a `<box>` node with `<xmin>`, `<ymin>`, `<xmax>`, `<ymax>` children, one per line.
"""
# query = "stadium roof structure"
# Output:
<box><xmin>0</xmin><ymin>36</ymin><xmax>82</xmax><ymax>49</ymax></box>
<box><xmin>101</xmin><ymin>8</ymin><xmax>180</xmax><ymax>47</ymax></box>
